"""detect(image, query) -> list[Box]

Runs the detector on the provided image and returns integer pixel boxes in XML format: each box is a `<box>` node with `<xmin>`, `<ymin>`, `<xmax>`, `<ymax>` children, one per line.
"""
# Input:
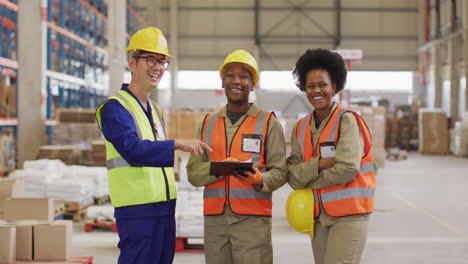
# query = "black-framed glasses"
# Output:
<box><xmin>136</xmin><ymin>56</ymin><xmax>170</xmax><ymax>69</ymax></box>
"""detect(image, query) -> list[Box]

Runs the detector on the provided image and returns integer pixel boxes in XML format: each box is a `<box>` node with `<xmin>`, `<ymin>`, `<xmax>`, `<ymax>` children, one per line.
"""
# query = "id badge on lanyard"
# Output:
<box><xmin>242</xmin><ymin>134</ymin><xmax>262</xmax><ymax>154</ymax></box>
<box><xmin>319</xmin><ymin>141</ymin><xmax>336</xmax><ymax>158</ymax></box>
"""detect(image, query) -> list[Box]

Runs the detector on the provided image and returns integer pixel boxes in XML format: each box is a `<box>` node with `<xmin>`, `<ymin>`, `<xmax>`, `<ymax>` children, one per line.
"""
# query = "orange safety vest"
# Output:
<box><xmin>296</xmin><ymin>105</ymin><xmax>375</xmax><ymax>218</ymax></box>
<box><xmin>202</xmin><ymin>110</ymin><xmax>274</xmax><ymax>216</ymax></box>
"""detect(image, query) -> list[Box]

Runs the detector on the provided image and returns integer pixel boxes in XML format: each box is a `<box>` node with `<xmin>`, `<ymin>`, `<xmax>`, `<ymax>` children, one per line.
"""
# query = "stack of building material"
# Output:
<box><xmin>55</xmin><ymin>108</ymin><xmax>96</xmax><ymax>123</ymax></box>
<box><xmin>453</xmin><ymin>112</ymin><xmax>468</xmax><ymax>157</ymax></box>
<box><xmin>350</xmin><ymin>105</ymin><xmax>387</xmax><ymax>167</ymax></box>
<box><xmin>90</xmin><ymin>140</ymin><xmax>106</xmax><ymax>166</ymax></box>
<box><xmin>47</xmin><ymin>178</ymin><xmax>94</xmax><ymax>208</ymax></box>
<box><xmin>36</xmin><ymin>145</ymin><xmax>81</xmax><ymax>165</ymax></box>
<box><xmin>0</xmin><ymin>178</ymin><xmax>24</xmax><ymax>220</ymax></box>
<box><xmin>87</xmin><ymin>204</ymin><xmax>115</xmax><ymax>223</ymax></box>
<box><xmin>164</xmin><ymin>110</ymin><xmax>210</xmax><ymax>139</ymax></box>
<box><xmin>51</xmin><ymin>108</ymin><xmax>103</xmax><ymax>166</ymax></box>
<box><xmin>9</xmin><ymin>168</ymin><xmax>63</xmax><ymax>198</ymax></box>
<box><xmin>9</xmin><ymin>160</ymin><xmax>108</xmax><ymax>222</ymax></box>
<box><xmin>0</xmin><ymin>78</ymin><xmax>16</xmax><ymax>117</ymax></box>
<box><xmin>418</xmin><ymin>109</ymin><xmax>449</xmax><ymax>154</ymax></box>
<box><xmin>63</xmin><ymin>165</ymin><xmax>108</xmax><ymax>198</ymax></box>
<box><xmin>52</xmin><ymin>123</ymin><xmax>102</xmax><ymax>146</ymax></box>
<box><xmin>0</xmin><ymin>218</ymin><xmax>73</xmax><ymax>262</ymax></box>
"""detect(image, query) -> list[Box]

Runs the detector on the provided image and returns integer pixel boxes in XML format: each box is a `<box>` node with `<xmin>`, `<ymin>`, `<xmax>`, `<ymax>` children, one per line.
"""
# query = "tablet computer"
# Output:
<box><xmin>209</xmin><ymin>161</ymin><xmax>254</xmax><ymax>176</ymax></box>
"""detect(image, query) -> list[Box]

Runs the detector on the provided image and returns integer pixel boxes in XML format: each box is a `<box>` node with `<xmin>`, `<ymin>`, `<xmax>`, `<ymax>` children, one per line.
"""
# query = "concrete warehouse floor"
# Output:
<box><xmin>71</xmin><ymin>153</ymin><xmax>468</xmax><ymax>263</ymax></box>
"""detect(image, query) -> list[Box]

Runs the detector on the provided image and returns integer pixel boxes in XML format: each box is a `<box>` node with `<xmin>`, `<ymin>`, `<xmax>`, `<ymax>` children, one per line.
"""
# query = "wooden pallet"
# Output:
<box><xmin>93</xmin><ymin>195</ymin><xmax>110</xmax><ymax>205</ymax></box>
<box><xmin>64</xmin><ymin>201</ymin><xmax>92</xmax><ymax>212</ymax></box>
<box><xmin>63</xmin><ymin>208</ymin><xmax>88</xmax><ymax>222</ymax></box>
<box><xmin>56</xmin><ymin>108</ymin><xmax>96</xmax><ymax>123</ymax></box>
<box><xmin>84</xmin><ymin>220</ymin><xmax>117</xmax><ymax>232</ymax></box>
<box><xmin>175</xmin><ymin>237</ymin><xmax>204</xmax><ymax>253</ymax></box>
<box><xmin>16</xmin><ymin>256</ymin><xmax>93</xmax><ymax>263</ymax></box>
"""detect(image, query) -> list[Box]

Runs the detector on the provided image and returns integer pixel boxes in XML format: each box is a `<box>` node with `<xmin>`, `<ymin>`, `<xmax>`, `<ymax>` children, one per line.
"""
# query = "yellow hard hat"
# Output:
<box><xmin>220</xmin><ymin>49</ymin><xmax>259</xmax><ymax>85</ymax></box>
<box><xmin>126</xmin><ymin>27</ymin><xmax>171</xmax><ymax>57</ymax></box>
<box><xmin>286</xmin><ymin>188</ymin><xmax>315</xmax><ymax>238</ymax></box>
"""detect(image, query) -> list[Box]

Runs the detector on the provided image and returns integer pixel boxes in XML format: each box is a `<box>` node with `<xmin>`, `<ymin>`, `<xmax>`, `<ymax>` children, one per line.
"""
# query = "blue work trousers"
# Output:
<box><xmin>116</xmin><ymin>214</ymin><xmax>176</xmax><ymax>264</ymax></box>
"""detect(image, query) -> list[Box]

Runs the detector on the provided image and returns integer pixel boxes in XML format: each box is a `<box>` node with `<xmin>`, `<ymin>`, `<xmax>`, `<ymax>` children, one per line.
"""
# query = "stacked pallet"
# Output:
<box><xmin>350</xmin><ymin>105</ymin><xmax>387</xmax><ymax>167</ymax></box>
<box><xmin>164</xmin><ymin>110</ymin><xmax>210</xmax><ymax>139</ymax></box>
<box><xmin>90</xmin><ymin>140</ymin><xmax>106</xmax><ymax>166</ymax></box>
<box><xmin>418</xmin><ymin>109</ymin><xmax>449</xmax><ymax>154</ymax></box>
<box><xmin>48</xmin><ymin>108</ymin><xmax>103</xmax><ymax>166</ymax></box>
<box><xmin>63</xmin><ymin>201</ymin><xmax>92</xmax><ymax>222</ymax></box>
<box><xmin>0</xmin><ymin>78</ymin><xmax>16</xmax><ymax>117</ymax></box>
<box><xmin>36</xmin><ymin>145</ymin><xmax>81</xmax><ymax>165</ymax></box>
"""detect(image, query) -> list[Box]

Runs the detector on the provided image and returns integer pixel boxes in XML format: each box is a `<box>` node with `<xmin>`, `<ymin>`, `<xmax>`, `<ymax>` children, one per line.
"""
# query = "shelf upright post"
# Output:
<box><xmin>58</xmin><ymin>84</ymin><xmax>64</xmax><ymax>108</ymax></box>
<box><xmin>46</xmin><ymin>77</ymin><xmax>52</xmax><ymax>144</ymax></box>
<box><xmin>5</xmin><ymin>8</ymin><xmax>12</xmax><ymax>58</ymax></box>
<box><xmin>0</xmin><ymin>6</ymin><xmax>5</xmax><ymax>57</ymax></box>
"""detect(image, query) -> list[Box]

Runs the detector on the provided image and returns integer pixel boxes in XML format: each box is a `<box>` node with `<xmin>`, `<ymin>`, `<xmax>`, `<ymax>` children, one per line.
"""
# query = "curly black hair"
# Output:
<box><xmin>293</xmin><ymin>48</ymin><xmax>347</xmax><ymax>94</ymax></box>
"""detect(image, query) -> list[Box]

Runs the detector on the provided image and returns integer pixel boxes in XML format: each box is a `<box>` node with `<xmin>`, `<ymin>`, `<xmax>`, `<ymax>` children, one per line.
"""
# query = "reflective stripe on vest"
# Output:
<box><xmin>320</xmin><ymin>187</ymin><xmax>375</xmax><ymax>203</ymax></box>
<box><xmin>107</xmin><ymin>156</ymin><xmax>130</xmax><ymax>170</ymax></box>
<box><xmin>204</xmin><ymin>187</ymin><xmax>272</xmax><ymax>200</ymax></box>
<box><xmin>202</xmin><ymin>110</ymin><xmax>273</xmax><ymax>216</ymax></box>
<box><xmin>298</xmin><ymin>105</ymin><xmax>375</xmax><ymax>217</ymax></box>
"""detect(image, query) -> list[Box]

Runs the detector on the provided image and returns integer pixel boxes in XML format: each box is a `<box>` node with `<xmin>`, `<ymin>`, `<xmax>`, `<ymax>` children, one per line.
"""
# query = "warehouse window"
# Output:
<box><xmin>346</xmin><ymin>71</ymin><xmax>413</xmax><ymax>92</ymax></box>
<box><xmin>178</xmin><ymin>71</ymin><xmax>220</xmax><ymax>90</ymax></box>
<box><xmin>260</xmin><ymin>71</ymin><xmax>297</xmax><ymax>90</ymax></box>
<box><xmin>259</xmin><ymin>71</ymin><xmax>413</xmax><ymax>92</ymax></box>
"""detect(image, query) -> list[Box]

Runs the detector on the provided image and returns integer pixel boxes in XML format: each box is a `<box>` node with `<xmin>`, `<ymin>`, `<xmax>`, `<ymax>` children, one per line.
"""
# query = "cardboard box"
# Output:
<box><xmin>15</xmin><ymin>221</ymin><xmax>38</xmax><ymax>261</ymax></box>
<box><xmin>4</xmin><ymin>198</ymin><xmax>55</xmax><ymax>222</ymax></box>
<box><xmin>349</xmin><ymin>105</ymin><xmax>386</xmax><ymax>148</ymax></box>
<box><xmin>0</xmin><ymin>225</ymin><xmax>16</xmax><ymax>264</ymax></box>
<box><xmin>34</xmin><ymin>220</ymin><xmax>73</xmax><ymax>261</ymax></box>
<box><xmin>0</xmin><ymin>179</ymin><xmax>24</xmax><ymax>199</ymax></box>
<box><xmin>418</xmin><ymin>109</ymin><xmax>449</xmax><ymax>154</ymax></box>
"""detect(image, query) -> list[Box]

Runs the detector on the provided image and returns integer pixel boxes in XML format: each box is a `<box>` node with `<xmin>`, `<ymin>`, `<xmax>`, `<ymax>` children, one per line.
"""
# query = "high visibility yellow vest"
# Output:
<box><xmin>96</xmin><ymin>90</ymin><xmax>176</xmax><ymax>208</ymax></box>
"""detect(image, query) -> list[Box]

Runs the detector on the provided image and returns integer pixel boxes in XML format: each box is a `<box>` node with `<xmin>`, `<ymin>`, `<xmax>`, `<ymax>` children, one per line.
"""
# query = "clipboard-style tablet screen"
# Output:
<box><xmin>209</xmin><ymin>161</ymin><xmax>254</xmax><ymax>176</ymax></box>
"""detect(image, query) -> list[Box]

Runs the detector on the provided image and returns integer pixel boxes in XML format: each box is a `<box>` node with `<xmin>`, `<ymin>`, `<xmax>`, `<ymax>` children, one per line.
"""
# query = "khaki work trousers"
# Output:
<box><xmin>204</xmin><ymin>215</ymin><xmax>273</xmax><ymax>264</ymax></box>
<box><xmin>311</xmin><ymin>219</ymin><xmax>368</xmax><ymax>264</ymax></box>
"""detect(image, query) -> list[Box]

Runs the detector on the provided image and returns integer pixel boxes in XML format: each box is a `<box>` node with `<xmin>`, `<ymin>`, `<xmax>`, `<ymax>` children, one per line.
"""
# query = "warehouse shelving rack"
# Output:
<box><xmin>126</xmin><ymin>0</ymin><xmax>148</xmax><ymax>37</ymax></box>
<box><xmin>0</xmin><ymin>0</ymin><xmax>18</xmax><ymax>133</ymax></box>
<box><xmin>42</xmin><ymin>0</ymin><xmax>109</xmax><ymax>143</ymax></box>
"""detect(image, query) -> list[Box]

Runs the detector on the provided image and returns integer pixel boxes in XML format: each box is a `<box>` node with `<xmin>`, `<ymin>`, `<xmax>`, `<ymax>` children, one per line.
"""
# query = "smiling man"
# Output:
<box><xmin>95</xmin><ymin>27</ymin><xmax>211</xmax><ymax>264</ymax></box>
<box><xmin>186</xmin><ymin>50</ymin><xmax>287</xmax><ymax>264</ymax></box>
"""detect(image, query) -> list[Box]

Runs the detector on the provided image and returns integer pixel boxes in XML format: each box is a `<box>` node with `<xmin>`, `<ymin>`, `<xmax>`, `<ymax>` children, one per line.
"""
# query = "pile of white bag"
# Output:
<box><xmin>175</xmin><ymin>155</ymin><xmax>204</xmax><ymax>238</ymax></box>
<box><xmin>87</xmin><ymin>204</ymin><xmax>115</xmax><ymax>222</ymax></box>
<box><xmin>63</xmin><ymin>165</ymin><xmax>108</xmax><ymax>198</ymax></box>
<box><xmin>9</xmin><ymin>159</ymin><xmax>108</xmax><ymax>205</ymax></box>
<box><xmin>9</xmin><ymin>159</ymin><xmax>66</xmax><ymax>198</ymax></box>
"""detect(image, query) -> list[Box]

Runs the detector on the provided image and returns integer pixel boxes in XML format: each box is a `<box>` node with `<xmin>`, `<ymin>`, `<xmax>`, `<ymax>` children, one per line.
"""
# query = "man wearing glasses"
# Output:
<box><xmin>96</xmin><ymin>27</ymin><xmax>211</xmax><ymax>264</ymax></box>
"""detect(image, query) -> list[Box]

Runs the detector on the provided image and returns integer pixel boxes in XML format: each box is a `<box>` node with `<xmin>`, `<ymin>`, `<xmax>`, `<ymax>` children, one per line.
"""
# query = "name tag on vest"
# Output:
<box><xmin>242</xmin><ymin>134</ymin><xmax>262</xmax><ymax>154</ymax></box>
<box><xmin>320</xmin><ymin>142</ymin><xmax>336</xmax><ymax>158</ymax></box>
